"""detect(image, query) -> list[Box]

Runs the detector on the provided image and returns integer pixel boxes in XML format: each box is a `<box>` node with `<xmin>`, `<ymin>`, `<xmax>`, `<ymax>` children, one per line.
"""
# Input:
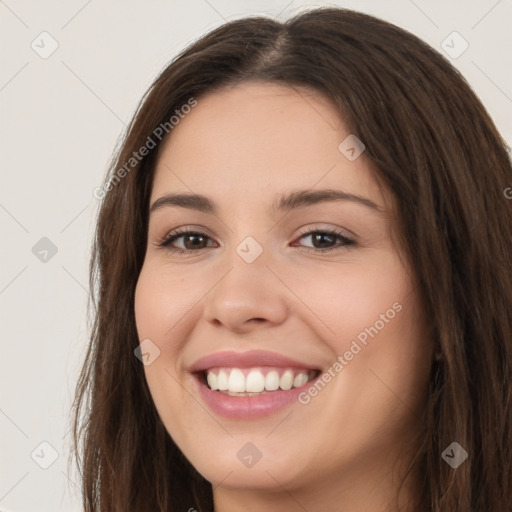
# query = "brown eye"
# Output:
<box><xmin>294</xmin><ymin>229</ymin><xmax>355</xmax><ymax>252</ymax></box>
<box><xmin>159</xmin><ymin>230</ymin><xmax>216</xmax><ymax>253</ymax></box>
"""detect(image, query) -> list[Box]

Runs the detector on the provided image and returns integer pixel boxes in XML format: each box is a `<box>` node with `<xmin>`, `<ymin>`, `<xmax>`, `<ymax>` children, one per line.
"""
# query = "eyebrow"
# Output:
<box><xmin>149</xmin><ymin>189</ymin><xmax>384</xmax><ymax>215</ymax></box>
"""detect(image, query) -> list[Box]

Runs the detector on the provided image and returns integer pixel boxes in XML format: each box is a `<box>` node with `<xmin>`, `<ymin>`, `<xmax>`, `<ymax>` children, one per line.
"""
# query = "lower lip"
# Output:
<box><xmin>194</xmin><ymin>374</ymin><xmax>317</xmax><ymax>419</ymax></box>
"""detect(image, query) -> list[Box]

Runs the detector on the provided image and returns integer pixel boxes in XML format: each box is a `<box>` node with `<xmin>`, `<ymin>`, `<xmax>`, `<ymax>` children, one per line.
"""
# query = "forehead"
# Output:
<box><xmin>151</xmin><ymin>81</ymin><xmax>388</xmax><ymax>212</ymax></box>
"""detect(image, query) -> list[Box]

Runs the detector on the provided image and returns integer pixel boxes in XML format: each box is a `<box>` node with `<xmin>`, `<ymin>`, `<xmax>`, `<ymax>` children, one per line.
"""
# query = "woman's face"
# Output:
<box><xmin>134</xmin><ymin>82</ymin><xmax>432</xmax><ymax>503</ymax></box>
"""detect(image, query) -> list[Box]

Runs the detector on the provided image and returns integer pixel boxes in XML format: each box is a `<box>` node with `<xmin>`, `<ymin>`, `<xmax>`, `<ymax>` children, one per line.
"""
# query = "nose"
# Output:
<box><xmin>203</xmin><ymin>249</ymin><xmax>289</xmax><ymax>334</ymax></box>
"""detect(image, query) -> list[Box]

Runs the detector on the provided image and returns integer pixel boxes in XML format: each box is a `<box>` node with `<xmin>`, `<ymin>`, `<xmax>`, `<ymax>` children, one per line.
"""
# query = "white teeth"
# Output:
<box><xmin>293</xmin><ymin>373</ymin><xmax>308</xmax><ymax>388</ymax></box>
<box><xmin>279</xmin><ymin>370</ymin><xmax>294</xmax><ymax>390</ymax></box>
<box><xmin>228</xmin><ymin>368</ymin><xmax>245</xmax><ymax>392</ymax></box>
<box><xmin>246</xmin><ymin>370</ymin><xmax>265</xmax><ymax>392</ymax></box>
<box><xmin>217</xmin><ymin>370</ymin><xmax>229</xmax><ymax>390</ymax></box>
<box><xmin>265</xmin><ymin>371</ymin><xmax>280</xmax><ymax>391</ymax></box>
<box><xmin>204</xmin><ymin>368</ymin><xmax>315</xmax><ymax>394</ymax></box>
<box><xmin>206</xmin><ymin>372</ymin><xmax>218</xmax><ymax>390</ymax></box>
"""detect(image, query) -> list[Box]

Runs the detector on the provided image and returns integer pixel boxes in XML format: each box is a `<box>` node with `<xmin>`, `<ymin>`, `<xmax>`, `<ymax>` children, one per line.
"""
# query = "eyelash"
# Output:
<box><xmin>156</xmin><ymin>226</ymin><xmax>355</xmax><ymax>254</ymax></box>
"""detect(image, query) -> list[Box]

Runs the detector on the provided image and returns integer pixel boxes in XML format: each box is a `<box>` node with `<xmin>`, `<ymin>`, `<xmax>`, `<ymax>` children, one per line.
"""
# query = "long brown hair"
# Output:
<box><xmin>71</xmin><ymin>7</ymin><xmax>512</xmax><ymax>511</ymax></box>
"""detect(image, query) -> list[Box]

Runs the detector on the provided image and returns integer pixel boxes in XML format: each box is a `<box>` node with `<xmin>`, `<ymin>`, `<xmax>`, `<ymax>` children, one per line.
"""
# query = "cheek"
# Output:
<box><xmin>285</xmin><ymin>253</ymin><xmax>430</xmax><ymax>408</ymax></box>
<box><xmin>282</xmin><ymin>253</ymin><xmax>409</xmax><ymax>351</ymax></box>
<box><xmin>134</xmin><ymin>263</ymin><xmax>200</xmax><ymax>344</ymax></box>
<box><xmin>285</xmin><ymin>259</ymin><xmax>429</xmax><ymax>458</ymax></box>
<box><xmin>134</xmin><ymin>263</ymin><xmax>199</xmax><ymax>435</ymax></box>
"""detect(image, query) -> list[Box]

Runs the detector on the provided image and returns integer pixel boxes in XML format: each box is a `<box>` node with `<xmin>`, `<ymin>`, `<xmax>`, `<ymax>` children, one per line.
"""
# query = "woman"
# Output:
<box><xmin>72</xmin><ymin>7</ymin><xmax>512</xmax><ymax>511</ymax></box>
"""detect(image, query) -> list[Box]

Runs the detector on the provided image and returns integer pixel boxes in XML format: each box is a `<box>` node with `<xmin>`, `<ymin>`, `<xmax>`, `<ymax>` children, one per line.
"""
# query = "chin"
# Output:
<box><xmin>175</xmin><ymin>433</ymin><xmax>312</xmax><ymax>490</ymax></box>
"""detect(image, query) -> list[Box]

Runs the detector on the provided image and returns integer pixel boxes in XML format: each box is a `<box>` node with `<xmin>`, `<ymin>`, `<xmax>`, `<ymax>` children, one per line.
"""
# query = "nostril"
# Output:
<box><xmin>246</xmin><ymin>318</ymin><xmax>266</xmax><ymax>324</ymax></box>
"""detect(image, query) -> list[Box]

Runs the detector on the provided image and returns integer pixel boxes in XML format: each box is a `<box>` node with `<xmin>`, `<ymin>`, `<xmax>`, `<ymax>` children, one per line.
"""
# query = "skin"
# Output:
<box><xmin>134</xmin><ymin>82</ymin><xmax>433</xmax><ymax>511</ymax></box>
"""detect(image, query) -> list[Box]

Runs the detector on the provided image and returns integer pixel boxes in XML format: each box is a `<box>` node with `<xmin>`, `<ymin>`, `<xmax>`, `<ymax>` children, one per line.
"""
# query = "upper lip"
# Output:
<box><xmin>189</xmin><ymin>350</ymin><xmax>321</xmax><ymax>373</ymax></box>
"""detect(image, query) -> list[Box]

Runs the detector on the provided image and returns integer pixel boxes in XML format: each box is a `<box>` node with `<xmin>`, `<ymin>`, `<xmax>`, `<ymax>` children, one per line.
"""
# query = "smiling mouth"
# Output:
<box><xmin>198</xmin><ymin>367</ymin><xmax>321</xmax><ymax>396</ymax></box>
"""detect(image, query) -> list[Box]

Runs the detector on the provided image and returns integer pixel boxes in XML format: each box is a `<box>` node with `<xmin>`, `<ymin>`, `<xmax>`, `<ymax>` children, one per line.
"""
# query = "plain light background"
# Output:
<box><xmin>0</xmin><ymin>1</ymin><xmax>511</xmax><ymax>511</ymax></box>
